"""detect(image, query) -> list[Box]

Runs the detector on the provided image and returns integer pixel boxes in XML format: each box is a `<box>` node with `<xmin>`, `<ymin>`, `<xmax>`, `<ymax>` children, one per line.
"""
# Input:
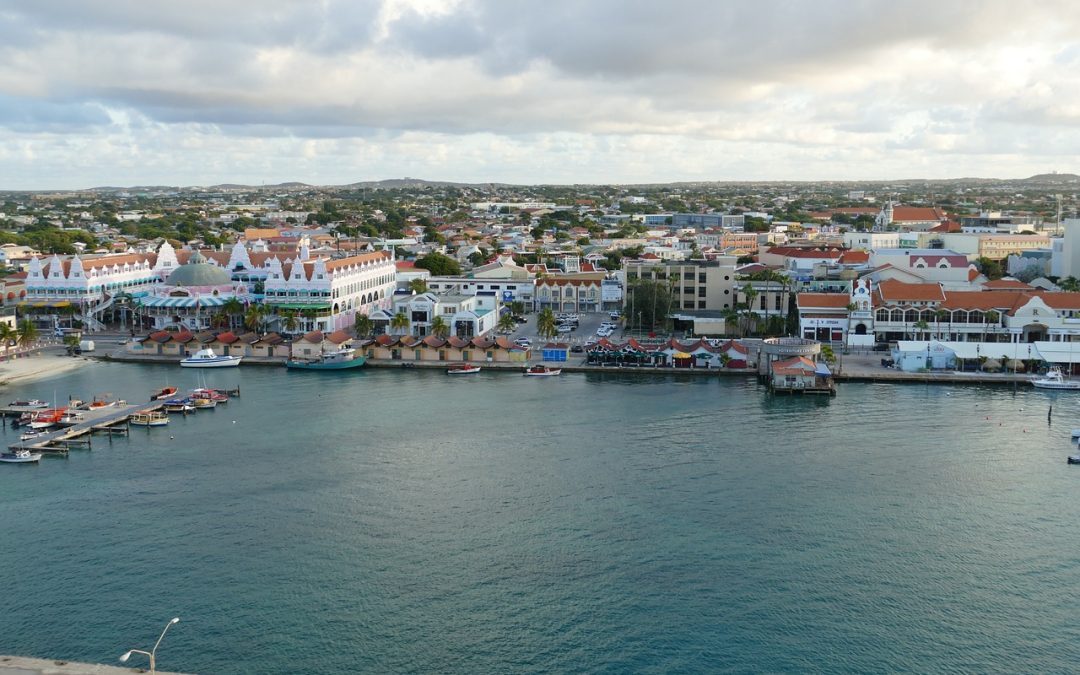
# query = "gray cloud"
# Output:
<box><xmin>1</xmin><ymin>0</ymin><xmax>1080</xmax><ymax>186</ymax></box>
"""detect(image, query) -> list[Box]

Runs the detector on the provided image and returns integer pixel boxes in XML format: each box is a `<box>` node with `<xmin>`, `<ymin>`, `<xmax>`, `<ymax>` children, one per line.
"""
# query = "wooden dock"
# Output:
<box><xmin>6</xmin><ymin>402</ymin><xmax>166</xmax><ymax>452</ymax></box>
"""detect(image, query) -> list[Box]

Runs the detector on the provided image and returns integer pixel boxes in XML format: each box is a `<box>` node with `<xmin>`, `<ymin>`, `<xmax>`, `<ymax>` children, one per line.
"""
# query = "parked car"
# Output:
<box><xmin>570</xmin><ymin>345</ymin><xmax>584</xmax><ymax>353</ymax></box>
<box><xmin>609</xmin><ymin>312</ymin><xmax>620</xmax><ymax>320</ymax></box>
<box><xmin>557</xmin><ymin>325</ymin><xmax>573</xmax><ymax>333</ymax></box>
<box><xmin>514</xmin><ymin>337</ymin><xmax>531</xmax><ymax>346</ymax></box>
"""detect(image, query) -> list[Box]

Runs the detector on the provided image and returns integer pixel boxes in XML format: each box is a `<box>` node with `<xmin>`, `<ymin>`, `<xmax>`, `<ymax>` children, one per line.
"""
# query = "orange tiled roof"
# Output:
<box><xmin>798</xmin><ymin>293</ymin><xmax>851</xmax><ymax>309</ymax></box>
<box><xmin>875</xmin><ymin>279</ymin><xmax>946</xmax><ymax>303</ymax></box>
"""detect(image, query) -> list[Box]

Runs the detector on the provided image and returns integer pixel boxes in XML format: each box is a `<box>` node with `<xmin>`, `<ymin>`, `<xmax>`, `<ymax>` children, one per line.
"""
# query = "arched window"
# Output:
<box><xmin>904</xmin><ymin>309</ymin><xmax>918</xmax><ymax>322</ymax></box>
<box><xmin>876</xmin><ymin>309</ymin><xmax>889</xmax><ymax>322</ymax></box>
<box><xmin>891</xmin><ymin>309</ymin><xmax>904</xmax><ymax>322</ymax></box>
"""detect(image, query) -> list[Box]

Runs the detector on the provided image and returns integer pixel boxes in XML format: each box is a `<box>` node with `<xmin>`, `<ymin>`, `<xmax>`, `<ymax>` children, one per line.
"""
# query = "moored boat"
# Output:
<box><xmin>191</xmin><ymin>388</ymin><xmax>229</xmax><ymax>403</ymax></box>
<box><xmin>192</xmin><ymin>395</ymin><xmax>217</xmax><ymax>410</ymax></box>
<box><xmin>7</xmin><ymin>399</ymin><xmax>48</xmax><ymax>409</ymax></box>
<box><xmin>180</xmin><ymin>348</ymin><xmax>242</xmax><ymax>368</ymax></box>
<box><xmin>524</xmin><ymin>364</ymin><xmax>562</xmax><ymax>377</ymax></box>
<box><xmin>1031</xmin><ymin>366</ymin><xmax>1080</xmax><ymax>390</ymax></box>
<box><xmin>19</xmin><ymin>430</ymin><xmax>45</xmax><ymax>441</ymax></box>
<box><xmin>151</xmin><ymin>386</ymin><xmax>179</xmax><ymax>401</ymax></box>
<box><xmin>0</xmin><ymin>449</ymin><xmax>42</xmax><ymax>463</ymax></box>
<box><xmin>286</xmin><ymin>348</ymin><xmax>367</xmax><ymax>370</ymax></box>
<box><xmin>131</xmin><ymin>410</ymin><xmax>169</xmax><ymax>427</ymax></box>
<box><xmin>163</xmin><ymin>398</ymin><xmax>196</xmax><ymax>413</ymax></box>
<box><xmin>447</xmin><ymin>363</ymin><xmax>482</xmax><ymax>375</ymax></box>
<box><xmin>28</xmin><ymin>409</ymin><xmax>66</xmax><ymax>429</ymax></box>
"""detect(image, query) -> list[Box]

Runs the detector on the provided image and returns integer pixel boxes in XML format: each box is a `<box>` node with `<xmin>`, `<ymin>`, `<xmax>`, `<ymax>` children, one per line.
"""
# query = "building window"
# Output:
<box><xmin>698</xmin><ymin>273</ymin><xmax>707</xmax><ymax>283</ymax></box>
<box><xmin>698</xmin><ymin>301</ymin><xmax>706</xmax><ymax>309</ymax></box>
<box><xmin>698</xmin><ymin>288</ymin><xmax>707</xmax><ymax>297</ymax></box>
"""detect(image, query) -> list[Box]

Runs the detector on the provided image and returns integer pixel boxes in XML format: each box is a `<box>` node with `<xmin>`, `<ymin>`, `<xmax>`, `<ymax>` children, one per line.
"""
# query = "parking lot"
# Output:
<box><xmin>500</xmin><ymin>311</ymin><xmax>622</xmax><ymax>353</ymax></box>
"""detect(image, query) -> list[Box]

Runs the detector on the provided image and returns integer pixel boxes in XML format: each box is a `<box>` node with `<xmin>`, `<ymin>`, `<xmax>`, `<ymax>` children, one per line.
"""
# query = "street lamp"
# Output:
<box><xmin>120</xmin><ymin>617</ymin><xmax>180</xmax><ymax>674</ymax></box>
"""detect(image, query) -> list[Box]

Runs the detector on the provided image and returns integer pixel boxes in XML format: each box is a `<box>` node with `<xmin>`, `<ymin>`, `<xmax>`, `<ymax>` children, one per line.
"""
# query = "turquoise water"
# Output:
<box><xmin>2</xmin><ymin>362</ymin><xmax>1080</xmax><ymax>673</ymax></box>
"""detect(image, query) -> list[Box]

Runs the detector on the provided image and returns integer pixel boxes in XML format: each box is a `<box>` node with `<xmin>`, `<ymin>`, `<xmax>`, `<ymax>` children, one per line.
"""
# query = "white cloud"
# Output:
<box><xmin>1</xmin><ymin>0</ymin><xmax>1080</xmax><ymax>188</ymax></box>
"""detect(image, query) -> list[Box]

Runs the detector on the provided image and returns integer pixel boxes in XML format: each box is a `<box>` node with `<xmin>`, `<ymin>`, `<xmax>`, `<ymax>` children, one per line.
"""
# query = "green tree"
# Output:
<box><xmin>536</xmin><ymin>308</ymin><xmax>558</xmax><ymax>341</ymax></box>
<box><xmin>354</xmin><ymin>313</ymin><xmax>373</xmax><ymax>337</ymax></box>
<box><xmin>1060</xmin><ymin>276</ymin><xmax>1080</xmax><ymax>292</ymax></box>
<box><xmin>820</xmin><ymin>345</ymin><xmax>836</xmax><ymax>364</ymax></box>
<box><xmin>222</xmin><ymin>297</ymin><xmax>244</xmax><ymax>330</ymax></box>
<box><xmin>976</xmin><ymin>256</ymin><xmax>1004</xmax><ymax>280</ymax></box>
<box><xmin>414</xmin><ymin>252</ymin><xmax>462</xmax><ymax>276</ymax></box>
<box><xmin>497</xmin><ymin>312</ymin><xmax>516</xmax><ymax>333</ymax></box>
<box><xmin>624</xmin><ymin>279</ymin><xmax>674</xmax><ymax>331</ymax></box>
<box><xmin>390</xmin><ymin>311</ymin><xmax>410</xmax><ymax>335</ymax></box>
<box><xmin>407</xmin><ymin>277</ymin><xmax>429</xmax><ymax>294</ymax></box>
<box><xmin>280</xmin><ymin>310</ymin><xmax>300</xmax><ymax>334</ymax></box>
<box><xmin>243</xmin><ymin>304</ymin><xmax>266</xmax><ymax>334</ymax></box>
<box><xmin>16</xmin><ymin>319</ymin><xmax>38</xmax><ymax>349</ymax></box>
<box><xmin>430</xmin><ymin>315</ymin><xmax>450</xmax><ymax>339</ymax></box>
<box><xmin>0</xmin><ymin>322</ymin><xmax>16</xmax><ymax>351</ymax></box>
<box><xmin>913</xmin><ymin>319</ymin><xmax>930</xmax><ymax>340</ymax></box>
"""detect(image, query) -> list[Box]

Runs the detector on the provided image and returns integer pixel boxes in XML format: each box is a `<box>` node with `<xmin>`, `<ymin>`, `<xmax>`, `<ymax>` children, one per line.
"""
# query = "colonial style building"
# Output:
<box><xmin>797</xmin><ymin>277</ymin><xmax>1080</xmax><ymax>345</ymax></box>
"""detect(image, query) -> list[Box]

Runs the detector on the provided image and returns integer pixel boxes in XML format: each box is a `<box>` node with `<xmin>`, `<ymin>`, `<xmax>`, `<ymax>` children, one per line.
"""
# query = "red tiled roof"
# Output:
<box><xmin>798</xmin><ymin>293</ymin><xmax>852</xmax><ymax>309</ymax></box>
<box><xmin>838</xmin><ymin>250</ymin><xmax>870</xmax><ymax>265</ymax></box>
<box><xmin>875</xmin><ymin>279</ymin><xmax>946</xmax><ymax>303</ymax></box>
<box><xmin>982</xmin><ymin>279</ymin><xmax>1032</xmax><ymax>290</ymax></box>
<box><xmin>326</xmin><ymin>329</ymin><xmax>352</xmax><ymax>344</ymax></box>
<box><xmin>301</xmin><ymin>330</ymin><xmax>324</xmax><ymax>343</ymax></box>
<box><xmin>891</xmin><ymin>207</ymin><xmax>946</xmax><ymax>222</ymax></box>
<box><xmin>216</xmin><ymin>331</ymin><xmax>239</xmax><ymax>344</ymax></box>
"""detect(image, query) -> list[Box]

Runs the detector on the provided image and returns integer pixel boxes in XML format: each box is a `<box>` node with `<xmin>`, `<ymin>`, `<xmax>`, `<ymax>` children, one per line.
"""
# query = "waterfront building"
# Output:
<box><xmin>262</xmin><ymin>250</ymin><xmax>396</xmax><ymax>333</ymax></box>
<box><xmin>374</xmin><ymin>291</ymin><xmax>499</xmax><ymax>338</ymax></box>
<box><xmin>289</xmin><ymin>329</ymin><xmax>354</xmax><ymax>360</ymax></box>
<box><xmin>534</xmin><ymin>273</ymin><xmax>608</xmax><ymax>313</ymax></box>
<box><xmin>624</xmin><ymin>257</ymin><xmax>738</xmax><ymax>313</ymax></box>
<box><xmin>137</xmin><ymin>250</ymin><xmax>248</xmax><ymax>331</ymax></box>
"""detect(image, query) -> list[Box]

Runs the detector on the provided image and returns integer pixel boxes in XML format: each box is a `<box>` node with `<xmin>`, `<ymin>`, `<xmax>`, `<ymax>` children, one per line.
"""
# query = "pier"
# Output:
<box><xmin>5</xmin><ymin>402</ymin><xmax>166</xmax><ymax>453</ymax></box>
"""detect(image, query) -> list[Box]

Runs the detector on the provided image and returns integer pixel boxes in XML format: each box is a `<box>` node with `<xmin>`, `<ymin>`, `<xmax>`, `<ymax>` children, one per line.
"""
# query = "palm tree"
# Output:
<box><xmin>354</xmin><ymin>313</ymin><xmax>373</xmax><ymax>337</ymax></box>
<box><xmin>222</xmin><ymin>297</ymin><xmax>244</xmax><ymax>330</ymax></box>
<box><xmin>913</xmin><ymin>319</ymin><xmax>930</xmax><ymax>341</ymax></box>
<box><xmin>16</xmin><ymin>319</ymin><xmax>38</xmax><ymax>349</ymax></box>
<box><xmin>740</xmin><ymin>283</ymin><xmax>759</xmax><ymax>336</ymax></box>
<box><xmin>536</xmin><ymin>307</ymin><xmax>557</xmax><ymax>340</ymax></box>
<box><xmin>934</xmin><ymin>308</ymin><xmax>950</xmax><ymax>340</ymax></box>
<box><xmin>243</xmin><ymin>305</ymin><xmax>266</xmax><ymax>334</ymax></box>
<box><xmin>210</xmin><ymin>311</ymin><xmax>228</xmax><ymax>329</ymax></box>
<box><xmin>497</xmin><ymin>312</ymin><xmax>516</xmax><ymax>334</ymax></box>
<box><xmin>430</xmin><ymin>315</ymin><xmax>450</xmax><ymax>338</ymax></box>
<box><xmin>985</xmin><ymin>310</ymin><xmax>1000</xmax><ymax>342</ymax></box>
<box><xmin>390</xmin><ymin>311</ymin><xmax>410</xmax><ymax>335</ymax></box>
<box><xmin>0</xmin><ymin>322</ymin><xmax>15</xmax><ymax>352</ymax></box>
<box><xmin>63</xmin><ymin>333</ymin><xmax>81</xmax><ymax>354</ymax></box>
<box><xmin>281</xmin><ymin>310</ymin><xmax>299</xmax><ymax>335</ymax></box>
<box><xmin>407</xmin><ymin>278</ymin><xmax>429</xmax><ymax>294</ymax></box>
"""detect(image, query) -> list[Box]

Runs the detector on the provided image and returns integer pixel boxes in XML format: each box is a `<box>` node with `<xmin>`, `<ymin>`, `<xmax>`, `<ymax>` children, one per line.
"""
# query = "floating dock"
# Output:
<box><xmin>5</xmin><ymin>402</ymin><xmax>167</xmax><ymax>453</ymax></box>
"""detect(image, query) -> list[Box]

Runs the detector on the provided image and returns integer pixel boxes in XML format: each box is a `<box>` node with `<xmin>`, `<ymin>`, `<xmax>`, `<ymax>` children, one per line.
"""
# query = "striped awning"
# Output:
<box><xmin>139</xmin><ymin>296</ymin><xmax>228</xmax><ymax>308</ymax></box>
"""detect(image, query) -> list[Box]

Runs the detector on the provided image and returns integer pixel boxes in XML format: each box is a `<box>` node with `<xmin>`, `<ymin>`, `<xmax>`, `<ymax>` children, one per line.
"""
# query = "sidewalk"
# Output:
<box><xmin>0</xmin><ymin>655</ymin><xmax>188</xmax><ymax>675</ymax></box>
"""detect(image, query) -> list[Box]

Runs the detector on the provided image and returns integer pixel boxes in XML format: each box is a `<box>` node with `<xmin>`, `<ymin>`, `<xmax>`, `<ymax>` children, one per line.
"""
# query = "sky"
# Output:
<box><xmin>2</xmin><ymin>0</ymin><xmax>1080</xmax><ymax>189</ymax></box>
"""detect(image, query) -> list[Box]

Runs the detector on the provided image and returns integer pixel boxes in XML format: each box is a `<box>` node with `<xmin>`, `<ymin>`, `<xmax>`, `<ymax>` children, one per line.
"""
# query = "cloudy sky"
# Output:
<box><xmin>2</xmin><ymin>0</ymin><xmax>1080</xmax><ymax>189</ymax></box>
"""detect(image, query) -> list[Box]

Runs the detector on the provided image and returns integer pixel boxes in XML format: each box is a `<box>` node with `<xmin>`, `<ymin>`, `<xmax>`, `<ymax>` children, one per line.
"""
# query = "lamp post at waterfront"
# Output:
<box><xmin>120</xmin><ymin>617</ymin><xmax>180</xmax><ymax>674</ymax></box>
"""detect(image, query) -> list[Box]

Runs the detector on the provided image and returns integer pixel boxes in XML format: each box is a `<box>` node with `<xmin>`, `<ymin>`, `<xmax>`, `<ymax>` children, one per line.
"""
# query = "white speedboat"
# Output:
<box><xmin>180</xmin><ymin>348</ymin><xmax>242</xmax><ymax>368</ymax></box>
<box><xmin>8</xmin><ymin>399</ymin><xmax>48</xmax><ymax>409</ymax></box>
<box><xmin>0</xmin><ymin>449</ymin><xmax>42</xmax><ymax>463</ymax></box>
<box><xmin>1031</xmin><ymin>367</ymin><xmax>1080</xmax><ymax>390</ymax></box>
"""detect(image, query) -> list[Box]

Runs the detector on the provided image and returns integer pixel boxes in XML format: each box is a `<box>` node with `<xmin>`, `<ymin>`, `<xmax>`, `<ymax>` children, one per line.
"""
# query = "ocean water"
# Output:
<box><xmin>2</xmin><ymin>362</ymin><xmax>1080</xmax><ymax>674</ymax></box>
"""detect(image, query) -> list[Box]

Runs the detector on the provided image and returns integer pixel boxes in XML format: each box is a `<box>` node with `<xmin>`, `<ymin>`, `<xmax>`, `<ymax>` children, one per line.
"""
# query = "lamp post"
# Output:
<box><xmin>120</xmin><ymin>617</ymin><xmax>180</xmax><ymax>674</ymax></box>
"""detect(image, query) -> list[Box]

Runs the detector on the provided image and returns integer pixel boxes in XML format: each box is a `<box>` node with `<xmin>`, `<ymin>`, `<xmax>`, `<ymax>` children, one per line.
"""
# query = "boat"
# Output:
<box><xmin>28</xmin><ymin>409</ymin><xmax>66</xmax><ymax>429</ymax></box>
<box><xmin>1070</xmin><ymin>454</ymin><xmax>1080</xmax><ymax>465</ymax></box>
<box><xmin>151</xmin><ymin>386</ymin><xmax>179</xmax><ymax>401</ymax></box>
<box><xmin>286</xmin><ymin>348</ymin><xmax>367</xmax><ymax>370</ymax></box>
<box><xmin>191</xmin><ymin>388</ymin><xmax>229</xmax><ymax>403</ymax></box>
<box><xmin>163</xmin><ymin>398</ymin><xmax>195</xmax><ymax>413</ymax></box>
<box><xmin>192</xmin><ymin>395</ymin><xmax>217</xmax><ymax>410</ymax></box>
<box><xmin>180</xmin><ymin>348</ymin><xmax>242</xmax><ymax>368</ymax></box>
<box><xmin>7</xmin><ymin>399</ymin><xmax>48</xmax><ymax>409</ymax></box>
<box><xmin>1031</xmin><ymin>366</ymin><xmax>1080</xmax><ymax>390</ymax></box>
<box><xmin>130</xmin><ymin>411</ymin><xmax>169</xmax><ymax>427</ymax></box>
<box><xmin>524</xmin><ymin>364</ymin><xmax>562</xmax><ymax>377</ymax></box>
<box><xmin>86</xmin><ymin>397</ymin><xmax>125</xmax><ymax>410</ymax></box>
<box><xmin>0</xmin><ymin>449</ymin><xmax>42</xmax><ymax>463</ymax></box>
<box><xmin>446</xmin><ymin>363</ymin><xmax>481</xmax><ymax>375</ymax></box>
<box><xmin>19</xmin><ymin>430</ymin><xmax>45</xmax><ymax>441</ymax></box>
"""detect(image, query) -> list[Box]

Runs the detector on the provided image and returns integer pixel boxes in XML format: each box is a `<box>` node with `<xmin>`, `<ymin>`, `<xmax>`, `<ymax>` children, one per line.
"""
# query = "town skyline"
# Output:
<box><xmin>4</xmin><ymin>1</ymin><xmax>1080</xmax><ymax>189</ymax></box>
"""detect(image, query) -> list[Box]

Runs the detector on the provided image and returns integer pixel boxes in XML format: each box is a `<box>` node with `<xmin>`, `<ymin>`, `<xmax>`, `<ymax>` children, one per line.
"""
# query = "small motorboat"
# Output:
<box><xmin>0</xmin><ymin>449</ymin><xmax>42</xmax><ymax>463</ymax></box>
<box><xmin>163</xmin><ymin>398</ymin><xmax>196</xmax><ymax>413</ymax></box>
<box><xmin>524</xmin><ymin>364</ymin><xmax>562</xmax><ymax>377</ymax></box>
<box><xmin>7</xmin><ymin>399</ymin><xmax>48</xmax><ymax>409</ymax></box>
<box><xmin>1069</xmin><ymin>454</ymin><xmax>1080</xmax><ymax>465</ymax></box>
<box><xmin>447</xmin><ymin>363</ymin><xmax>482</xmax><ymax>375</ymax></box>
<box><xmin>192</xmin><ymin>396</ymin><xmax>217</xmax><ymax>410</ymax></box>
<box><xmin>19</xmin><ymin>430</ymin><xmax>45</xmax><ymax>441</ymax></box>
<box><xmin>180</xmin><ymin>348</ymin><xmax>242</xmax><ymax>368</ymax></box>
<box><xmin>151</xmin><ymin>386</ymin><xmax>179</xmax><ymax>401</ymax></box>
<box><xmin>130</xmin><ymin>411</ymin><xmax>169</xmax><ymax>427</ymax></box>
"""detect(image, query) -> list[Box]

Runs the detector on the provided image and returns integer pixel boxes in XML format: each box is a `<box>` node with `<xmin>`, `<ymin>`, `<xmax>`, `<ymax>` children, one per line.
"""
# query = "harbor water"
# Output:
<box><xmin>2</xmin><ymin>362</ymin><xmax>1080</xmax><ymax>673</ymax></box>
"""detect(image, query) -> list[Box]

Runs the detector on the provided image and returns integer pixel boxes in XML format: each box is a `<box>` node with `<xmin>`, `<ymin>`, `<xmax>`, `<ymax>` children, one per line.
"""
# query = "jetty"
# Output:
<box><xmin>4</xmin><ymin>402</ymin><xmax>166</xmax><ymax>453</ymax></box>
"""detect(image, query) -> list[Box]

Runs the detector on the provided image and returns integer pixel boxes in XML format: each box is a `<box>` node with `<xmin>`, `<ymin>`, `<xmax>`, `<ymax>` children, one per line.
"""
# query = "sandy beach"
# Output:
<box><xmin>0</xmin><ymin>348</ymin><xmax>93</xmax><ymax>388</ymax></box>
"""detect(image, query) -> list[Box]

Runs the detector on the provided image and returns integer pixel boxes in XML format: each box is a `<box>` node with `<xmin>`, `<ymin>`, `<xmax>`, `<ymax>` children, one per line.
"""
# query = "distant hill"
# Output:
<box><xmin>1022</xmin><ymin>173</ymin><xmax>1080</xmax><ymax>183</ymax></box>
<box><xmin>338</xmin><ymin>177</ymin><xmax>516</xmax><ymax>189</ymax></box>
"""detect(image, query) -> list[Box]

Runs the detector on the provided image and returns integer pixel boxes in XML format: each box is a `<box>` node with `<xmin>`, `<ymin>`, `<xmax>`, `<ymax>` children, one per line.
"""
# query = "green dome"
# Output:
<box><xmin>168</xmin><ymin>250</ymin><xmax>232</xmax><ymax>287</ymax></box>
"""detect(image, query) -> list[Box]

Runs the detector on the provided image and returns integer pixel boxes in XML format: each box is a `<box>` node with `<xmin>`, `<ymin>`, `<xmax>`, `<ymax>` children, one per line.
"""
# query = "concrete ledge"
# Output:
<box><xmin>0</xmin><ymin>654</ymin><xmax>189</xmax><ymax>674</ymax></box>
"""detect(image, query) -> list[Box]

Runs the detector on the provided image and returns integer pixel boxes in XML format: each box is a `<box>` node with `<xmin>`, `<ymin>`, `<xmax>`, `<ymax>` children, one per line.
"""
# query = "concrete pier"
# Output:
<box><xmin>0</xmin><ymin>654</ymin><xmax>188</xmax><ymax>674</ymax></box>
